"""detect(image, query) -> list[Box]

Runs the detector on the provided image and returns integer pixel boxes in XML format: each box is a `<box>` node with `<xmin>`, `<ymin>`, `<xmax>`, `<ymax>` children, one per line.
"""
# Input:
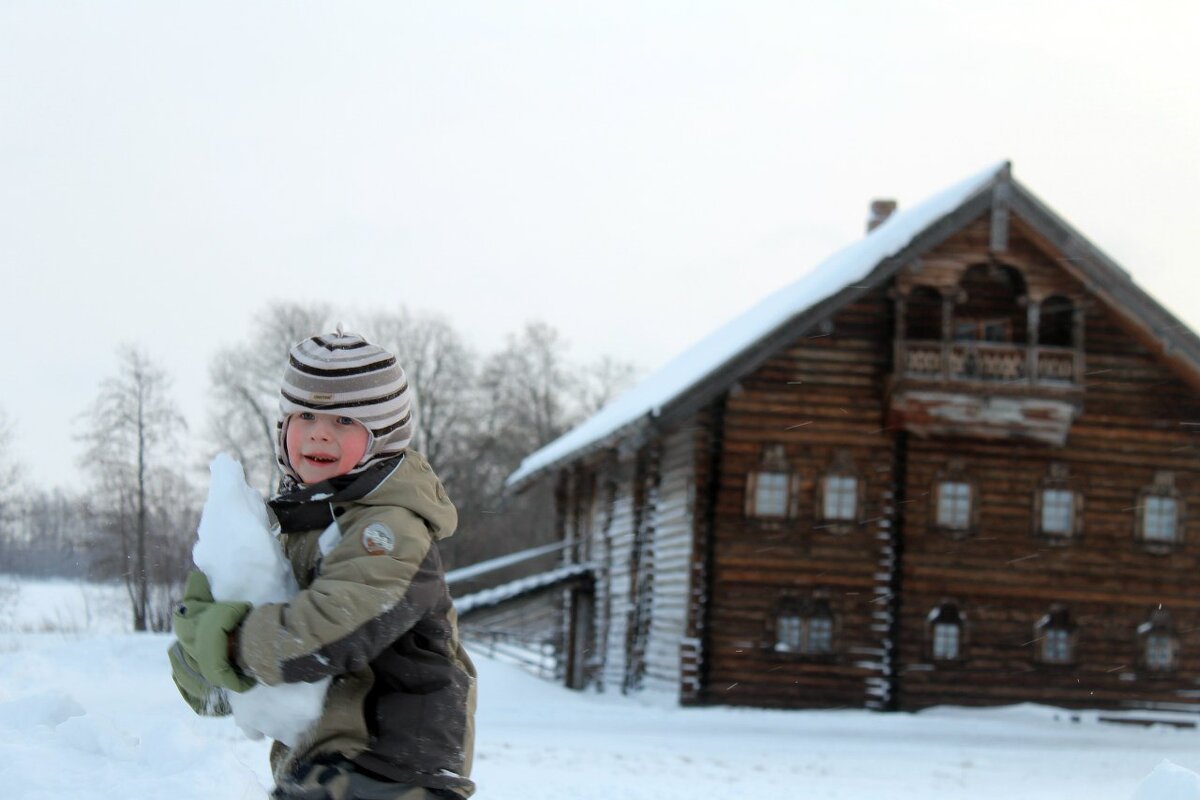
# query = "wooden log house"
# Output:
<box><xmin>504</xmin><ymin>162</ymin><xmax>1200</xmax><ymax>712</ymax></box>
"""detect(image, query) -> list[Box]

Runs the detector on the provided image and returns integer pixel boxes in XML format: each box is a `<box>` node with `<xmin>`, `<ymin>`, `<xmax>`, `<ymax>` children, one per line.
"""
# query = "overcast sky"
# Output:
<box><xmin>3</xmin><ymin>1</ymin><xmax>1197</xmax><ymax>491</ymax></box>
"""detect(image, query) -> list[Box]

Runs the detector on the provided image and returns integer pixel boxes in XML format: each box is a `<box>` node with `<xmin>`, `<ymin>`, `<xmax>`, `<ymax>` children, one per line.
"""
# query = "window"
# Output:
<box><xmin>776</xmin><ymin>610</ymin><xmax>803</xmax><ymax>652</ymax></box>
<box><xmin>927</xmin><ymin>602</ymin><xmax>965</xmax><ymax>661</ymax></box>
<box><xmin>1040</xmin><ymin>489</ymin><xmax>1075</xmax><ymax>535</ymax></box>
<box><xmin>1035</xmin><ymin>464</ymin><xmax>1081</xmax><ymax>540</ymax></box>
<box><xmin>1137</xmin><ymin>472</ymin><xmax>1183</xmax><ymax>551</ymax></box>
<box><xmin>1038</xmin><ymin>295</ymin><xmax>1075</xmax><ymax>347</ymax></box>
<box><xmin>807</xmin><ymin>614</ymin><xmax>834</xmax><ymax>655</ymax></box>
<box><xmin>1034</xmin><ymin>606</ymin><xmax>1075</xmax><ymax>666</ymax></box>
<box><xmin>937</xmin><ymin>481</ymin><xmax>972</xmax><ymax>530</ymax></box>
<box><xmin>817</xmin><ymin>452</ymin><xmax>860</xmax><ymax>530</ymax></box>
<box><xmin>933</xmin><ymin>624</ymin><xmax>960</xmax><ymax>661</ymax></box>
<box><xmin>1143</xmin><ymin>497</ymin><xmax>1178</xmax><ymax>542</ymax></box>
<box><xmin>955</xmin><ymin>263</ymin><xmax>1028</xmax><ymax>344</ymax></box>
<box><xmin>754</xmin><ymin>472</ymin><xmax>790</xmax><ymax>517</ymax></box>
<box><xmin>745</xmin><ymin>444</ymin><xmax>798</xmax><ymax>519</ymax></box>
<box><xmin>823</xmin><ymin>475</ymin><xmax>858</xmax><ymax>521</ymax></box>
<box><xmin>1042</xmin><ymin>629</ymin><xmax>1072</xmax><ymax>664</ymax></box>
<box><xmin>773</xmin><ymin>598</ymin><xmax>835</xmax><ymax>657</ymax></box>
<box><xmin>1138</xmin><ymin>608</ymin><xmax>1177</xmax><ymax>672</ymax></box>
<box><xmin>1145</xmin><ymin>634</ymin><xmax>1174</xmax><ymax>671</ymax></box>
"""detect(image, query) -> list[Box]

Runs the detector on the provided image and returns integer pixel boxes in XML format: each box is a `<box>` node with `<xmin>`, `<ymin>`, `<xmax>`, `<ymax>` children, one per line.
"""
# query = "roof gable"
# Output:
<box><xmin>507</xmin><ymin>162</ymin><xmax>1200</xmax><ymax>489</ymax></box>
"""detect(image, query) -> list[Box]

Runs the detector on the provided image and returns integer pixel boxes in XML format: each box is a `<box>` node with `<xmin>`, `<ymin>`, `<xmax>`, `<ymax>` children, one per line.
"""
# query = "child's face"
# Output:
<box><xmin>285</xmin><ymin>412</ymin><xmax>371</xmax><ymax>485</ymax></box>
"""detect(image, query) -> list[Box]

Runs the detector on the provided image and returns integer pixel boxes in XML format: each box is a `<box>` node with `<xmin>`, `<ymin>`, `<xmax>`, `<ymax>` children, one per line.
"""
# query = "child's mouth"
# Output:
<box><xmin>304</xmin><ymin>454</ymin><xmax>338</xmax><ymax>464</ymax></box>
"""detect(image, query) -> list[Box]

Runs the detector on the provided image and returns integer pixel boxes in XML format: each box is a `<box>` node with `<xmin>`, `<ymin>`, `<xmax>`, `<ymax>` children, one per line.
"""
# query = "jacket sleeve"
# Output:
<box><xmin>235</xmin><ymin>506</ymin><xmax>445</xmax><ymax>686</ymax></box>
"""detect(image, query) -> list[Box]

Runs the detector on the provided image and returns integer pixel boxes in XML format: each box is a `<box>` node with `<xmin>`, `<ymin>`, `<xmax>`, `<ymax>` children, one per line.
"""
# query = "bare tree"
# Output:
<box><xmin>0</xmin><ymin>409</ymin><xmax>18</xmax><ymax>526</ymax></box>
<box><xmin>1</xmin><ymin>488</ymin><xmax>91</xmax><ymax>579</ymax></box>
<box><xmin>208</xmin><ymin>302</ymin><xmax>331</xmax><ymax>494</ymax></box>
<box><xmin>479</xmin><ymin>321</ymin><xmax>578</xmax><ymax>459</ymax></box>
<box><xmin>365</xmin><ymin>307</ymin><xmax>479</xmax><ymax>479</ymax></box>
<box><xmin>78</xmin><ymin>346</ymin><xmax>187</xmax><ymax>631</ymax></box>
<box><xmin>575</xmin><ymin>355</ymin><xmax>638</xmax><ymax>416</ymax></box>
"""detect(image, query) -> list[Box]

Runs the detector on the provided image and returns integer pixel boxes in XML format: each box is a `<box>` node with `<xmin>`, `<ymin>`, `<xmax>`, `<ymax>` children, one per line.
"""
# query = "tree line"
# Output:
<box><xmin>0</xmin><ymin>302</ymin><xmax>636</xmax><ymax>632</ymax></box>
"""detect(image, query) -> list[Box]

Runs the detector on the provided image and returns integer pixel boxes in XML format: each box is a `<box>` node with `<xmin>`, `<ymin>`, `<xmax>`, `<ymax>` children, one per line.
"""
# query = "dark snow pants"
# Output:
<box><xmin>271</xmin><ymin>757</ymin><xmax>456</xmax><ymax>800</ymax></box>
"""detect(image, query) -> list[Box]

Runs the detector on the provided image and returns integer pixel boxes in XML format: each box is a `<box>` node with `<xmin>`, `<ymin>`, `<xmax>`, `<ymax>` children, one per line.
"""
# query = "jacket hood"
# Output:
<box><xmin>358</xmin><ymin>450</ymin><xmax>458</xmax><ymax>540</ymax></box>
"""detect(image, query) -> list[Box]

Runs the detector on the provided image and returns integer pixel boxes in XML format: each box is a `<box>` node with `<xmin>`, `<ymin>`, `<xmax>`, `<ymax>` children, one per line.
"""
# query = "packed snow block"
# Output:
<box><xmin>193</xmin><ymin>453</ymin><xmax>329</xmax><ymax>747</ymax></box>
<box><xmin>1133</xmin><ymin>760</ymin><xmax>1200</xmax><ymax>800</ymax></box>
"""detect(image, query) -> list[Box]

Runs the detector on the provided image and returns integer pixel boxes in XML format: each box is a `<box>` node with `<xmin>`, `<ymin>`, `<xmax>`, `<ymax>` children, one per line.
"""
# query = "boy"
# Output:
<box><xmin>169</xmin><ymin>331</ymin><xmax>476</xmax><ymax>800</ymax></box>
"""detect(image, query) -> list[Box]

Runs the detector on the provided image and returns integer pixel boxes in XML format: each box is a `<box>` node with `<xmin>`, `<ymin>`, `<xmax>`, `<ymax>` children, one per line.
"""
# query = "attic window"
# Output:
<box><xmin>1038</xmin><ymin>295</ymin><xmax>1075</xmax><ymax>347</ymax></box>
<box><xmin>954</xmin><ymin>263</ymin><xmax>1028</xmax><ymax>345</ymax></box>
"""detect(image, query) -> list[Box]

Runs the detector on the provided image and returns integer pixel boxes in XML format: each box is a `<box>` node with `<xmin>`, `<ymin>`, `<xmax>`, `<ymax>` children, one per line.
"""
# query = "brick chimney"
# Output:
<box><xmin>867</xmin><ymin>199</ymin><xmax>897</xmax><ymax>233</ymax></box>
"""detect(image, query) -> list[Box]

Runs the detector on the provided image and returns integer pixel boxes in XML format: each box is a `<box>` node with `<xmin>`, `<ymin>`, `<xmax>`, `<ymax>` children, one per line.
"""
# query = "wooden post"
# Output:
<box><xmin>941</xmin><ymin>293</ymin><xmax>954</xmax><ymax>379</ymax></box>
<box><xmin>1072</xmin><ymin>301</ymin><xmax>1085</xmax><ymax>384</ymax></box>
<box><xmin>1027</xmin><ymin>301</ymin><xmax>1040</xmax><ymax>383</ymax></box>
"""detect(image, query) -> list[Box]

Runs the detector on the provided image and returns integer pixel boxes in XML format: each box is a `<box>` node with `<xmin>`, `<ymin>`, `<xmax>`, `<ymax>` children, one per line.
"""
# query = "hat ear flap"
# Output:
<box><xmin>356</xmin><ymin>428</ymin><xmax>377</xmax><ymax>469</ymax></box>
<box><xmin>276</xmin><ymin>413</ymin><xmax>300</xmax><ymax>481</ymax></box>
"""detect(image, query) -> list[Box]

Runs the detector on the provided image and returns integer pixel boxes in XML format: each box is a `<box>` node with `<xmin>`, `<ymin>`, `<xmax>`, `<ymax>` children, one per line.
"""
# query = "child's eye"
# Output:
<box><xmin>336</xmin><ymin>416</ymin><xmax>355</xmax><ymax>426</ymax></box>
<box><xmin>299</xmin><ymin>412</ymin><xmax>315</xmax><ymax>421</ymax></box>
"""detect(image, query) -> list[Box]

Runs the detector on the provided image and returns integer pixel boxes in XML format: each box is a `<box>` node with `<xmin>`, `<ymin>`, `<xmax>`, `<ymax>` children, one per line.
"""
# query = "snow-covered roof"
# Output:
<box><xmin>506</xmin><ymin>162</ymin><xmax>1009</xmax><ymax>488</ymax></box>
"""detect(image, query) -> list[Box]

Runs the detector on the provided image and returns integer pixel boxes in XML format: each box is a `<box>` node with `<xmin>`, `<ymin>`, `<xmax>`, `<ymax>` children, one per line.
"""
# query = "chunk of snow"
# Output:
<box><xmin>192</xmin><ymin>453</ymin><xmax>329</xmax><ymax>747</ymax></box>
<box><xmin>1132</xmin><ymin>760</ymin><xmax>1200</xmax><ymax>800</ymax></box>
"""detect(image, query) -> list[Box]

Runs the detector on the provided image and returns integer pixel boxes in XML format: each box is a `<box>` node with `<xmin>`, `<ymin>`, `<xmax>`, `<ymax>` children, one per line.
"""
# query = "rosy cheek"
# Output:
<box><xmin>347</xmin><ymin>429</ymin><xmax>369</xmax><ymax>464</ymax></box>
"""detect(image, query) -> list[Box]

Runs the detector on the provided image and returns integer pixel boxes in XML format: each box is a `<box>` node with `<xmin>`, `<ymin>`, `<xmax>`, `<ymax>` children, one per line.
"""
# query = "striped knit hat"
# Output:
<box><xmin>276</xmin><ymin>330</ymin><xmax>414</xmax><ymax>482</ymax></box>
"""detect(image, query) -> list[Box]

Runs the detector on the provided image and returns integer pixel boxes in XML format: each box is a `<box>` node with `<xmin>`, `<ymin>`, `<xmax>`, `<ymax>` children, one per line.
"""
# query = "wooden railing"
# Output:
<box><xmin>899</xmin><ymin>341</ymin><xmax>1080</xmax><ymax>385</ymax></box>
<box><xmin>461</xmin><ymin>627</ymin><xmax>560</xmax><ymax>680</ymax></box>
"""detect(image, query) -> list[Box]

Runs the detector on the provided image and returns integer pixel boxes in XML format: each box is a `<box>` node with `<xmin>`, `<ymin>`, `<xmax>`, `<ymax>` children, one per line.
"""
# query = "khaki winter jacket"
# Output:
<box><xmin>236</xmin><ymin>451</ymin><xmax>476</xmax><ymax>798</ymax></box>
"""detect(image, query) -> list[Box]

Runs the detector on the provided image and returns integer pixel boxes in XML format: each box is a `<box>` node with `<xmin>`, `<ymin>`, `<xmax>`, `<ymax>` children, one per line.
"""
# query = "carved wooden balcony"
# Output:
<box><xmin>887</xmin><ymin>340</ymin><xmax>1084</xmax><ymax>445</ymax></box>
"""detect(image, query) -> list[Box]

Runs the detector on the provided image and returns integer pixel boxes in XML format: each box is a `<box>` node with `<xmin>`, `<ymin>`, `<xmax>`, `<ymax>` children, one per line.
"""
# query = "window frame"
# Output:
<box><xmin>931</xmin><ymin>461</ymin><xmax>978</xmax><ymax>539</ymax></box>
<box><xmin>1033</xmin><ymin>464</ymin><xmax>1083</xmax><ymax>544</ymax></box>
<box><xmin>1034</xmin><ymin>606</ymin><xmax>1077</xmax><ymax>668</ymax></box>
<box><xmin>1137</xmin><ymin>608</ymin><xmax>1178</xmax><ymax>674</ymax></box>
<box><xmin>1135</xmin><ymin>472</ymin><xmax>1184</xmax><ymax>554</ymax></box>
<box><xmin>745</xmin><ymin>444</ymin><xmax>801</xmax><ymax>521</ymax></box>
<box><xmin>926</xmin><ymin>601</ymin><xmax>967</xmax><ymax>663</ymax></box>
<box><xmin>769</xmin><ymin>596</ymin><xmax>837</xmax><ymax>661</ymax></box>
<box><xmin>815</xmin><ymin>451</ymin><xmax>862</xmax><ymax>534</ymax></box>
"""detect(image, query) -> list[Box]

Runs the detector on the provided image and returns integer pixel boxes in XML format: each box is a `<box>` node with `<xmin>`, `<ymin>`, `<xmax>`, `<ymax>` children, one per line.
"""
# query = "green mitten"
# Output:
<box><xmin>167</xmin><ymin>640</ymin><xmax>231</xmax><ymax>716</ymax></box>
<box><xmin>172</xmin><ymin>570</ymin><xmax>256</xmax><ymax>693</ymax></box>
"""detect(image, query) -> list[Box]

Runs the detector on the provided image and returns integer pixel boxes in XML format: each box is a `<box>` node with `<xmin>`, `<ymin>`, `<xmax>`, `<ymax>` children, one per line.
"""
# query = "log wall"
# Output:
<box><xmin>700</xmin><ymin>288</ymin><xmax>897</xmax><ymax>708</ymax></box>
<box><xmin>641</xmin><ymin>425</ymin><xmax>698</xmax><ymax>696</ymax></box>
<box><xmin>893</xmin><ymin>218</ymin><xmax>1200</xmax><ymax>710</ymax></box>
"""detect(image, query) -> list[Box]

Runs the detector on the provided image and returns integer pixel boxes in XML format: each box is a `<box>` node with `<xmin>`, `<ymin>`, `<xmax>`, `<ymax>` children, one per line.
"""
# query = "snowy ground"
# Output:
<box><xmin>2</xmin><ymin>577</ymin><xmax>1199</xmax><ymax>800</ymax></box>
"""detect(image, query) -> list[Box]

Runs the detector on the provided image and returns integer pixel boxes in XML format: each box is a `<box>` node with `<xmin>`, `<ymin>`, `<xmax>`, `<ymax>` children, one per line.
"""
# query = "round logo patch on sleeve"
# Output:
<box><xmin>361</xmin><ymin>523</ymin><xmax>396</xmax><ymax>556</ymax></box>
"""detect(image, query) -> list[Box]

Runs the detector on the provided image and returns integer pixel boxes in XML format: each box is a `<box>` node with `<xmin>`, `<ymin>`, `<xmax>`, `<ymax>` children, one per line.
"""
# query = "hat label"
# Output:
<box><xmin>310</xmin><ymin>392</ymin><xmax>334</xmax><ymax>402</ymax></box>
<box><xmin>362</xmin><ymin>523</ymin><xmax>395</xmax><ymax>556</ymax></box>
